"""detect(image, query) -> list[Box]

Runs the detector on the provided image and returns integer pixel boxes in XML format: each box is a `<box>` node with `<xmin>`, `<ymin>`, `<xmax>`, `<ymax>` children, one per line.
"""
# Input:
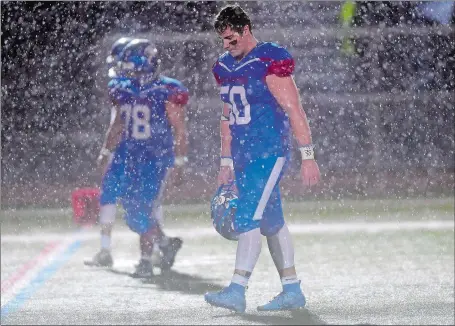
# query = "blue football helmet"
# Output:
<box><xmin>106</xmin><ymin>37</ymin><xmax>133</xmax><ymax>77</ymax></box>
<box><xmin>210</xmin><ymin>183</ymin><xmax>239</xmax><ymax>241</ymax></box>
<box><xmin>119</xmin><ymin>38</ymin><xmax>160</xmax><ymax>80</ymax></box>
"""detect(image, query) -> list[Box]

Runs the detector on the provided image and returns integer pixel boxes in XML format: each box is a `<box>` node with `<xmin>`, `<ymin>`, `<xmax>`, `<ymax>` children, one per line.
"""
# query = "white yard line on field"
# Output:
<box><xmin>2</xmin><ymin>220</ymin><xmax>453</xmax><ymax>243</ymax></box>
<box><xmin>0</xmin><ymin>234</ymin><xmax>83</xmax><ymax>309</ymax></box>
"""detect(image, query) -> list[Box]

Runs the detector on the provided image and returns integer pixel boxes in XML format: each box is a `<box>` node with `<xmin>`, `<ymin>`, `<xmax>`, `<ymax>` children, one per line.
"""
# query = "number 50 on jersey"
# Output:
<box><xmin>221</xmin><ymin>85</ymin><xmax>251</xmax><ymax>125</ymax></box>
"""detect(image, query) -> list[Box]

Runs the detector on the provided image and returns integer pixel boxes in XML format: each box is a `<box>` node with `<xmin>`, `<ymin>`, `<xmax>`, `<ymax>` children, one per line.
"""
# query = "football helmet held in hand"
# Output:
<box><xmin>210</xmin><ymin>182</ymin><xmax>239</xmax><ymax>241</ymax></box>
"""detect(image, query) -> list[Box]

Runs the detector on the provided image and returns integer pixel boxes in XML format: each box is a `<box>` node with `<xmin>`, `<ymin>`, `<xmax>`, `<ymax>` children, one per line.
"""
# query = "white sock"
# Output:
<box><xmin>141</xmin><ymin>255</ymin><xmax>153</xmax><ymax>262</ymax></box>
<box><xmin>281</xmin><ymin>275</ymin><xmax>299</xmax><ymax>286</ymax></box>
<box><xmin>99</xmin><ymin>204</ymin><xmax>116</xmax><ymax>224</ymax></box>
<box><xmin>99</xmin><ymin>205</ymin><xmax>116</xmax><ymax>251</ymax></box>
<box><xmin>266</xmin><ymin>224</ymin><xmax>295</xmax><ymax>270</ymax></box>
<box><xmin>231</xmin><ymin>273</ymin><xmax>249</xmax><ymax>287</ymax></box>
<box><xmin>151</xmin><ymin>204</ymin><xmax>170</xmax><ymax>247</ymax></box>
<box><xmin>153</xmin><ymin>204</ymin><xmax>164</xmax><ymax>227</ymax></box>
<box><xmin>101</xmin><ymin>234</ymin><xmax>111</xmax><ymax>251</ymax></box>
<box><xmin>235</xmin><ymin>228</ymin><xmax>262</xmax><ymax>272</ymax></box>
<box><xmin>160</xmin><ymin>236</ymin><xmax>170</xmax><ymax>247</ymax></box>
<box><xmin>152</xmin><ymin>243</ymin><xmax>160</xmax><ymax>253</ymax></box>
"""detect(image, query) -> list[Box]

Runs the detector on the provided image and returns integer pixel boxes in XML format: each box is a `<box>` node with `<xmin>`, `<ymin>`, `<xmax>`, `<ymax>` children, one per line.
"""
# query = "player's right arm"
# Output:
<box><xmin>218</xmin><ymin>103</ymin><xmax>234</xmax><ymax>186</ymax></box>
<box><xmin>213</xmin><ymin>59</ymin><xmax>235</xmax><ymax>186</ymax></box>
<box><xmin>97</xmin><ymin>102</ymin><xmax>124</xmax><ymax>175</ymax></box>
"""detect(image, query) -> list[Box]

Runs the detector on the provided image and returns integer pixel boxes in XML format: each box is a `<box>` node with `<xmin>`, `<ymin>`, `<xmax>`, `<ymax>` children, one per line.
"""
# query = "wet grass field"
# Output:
<box><xmin>1</xmin><ymin>197</ymin><xmax>454</xmax><ymax>325</ymax></box>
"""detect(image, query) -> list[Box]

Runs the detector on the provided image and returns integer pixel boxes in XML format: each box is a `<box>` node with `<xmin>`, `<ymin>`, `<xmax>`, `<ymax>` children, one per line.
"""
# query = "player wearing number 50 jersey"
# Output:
<box><xmin>213</xmin><ymin>41</ymin><xmax>294</xmax><ymax>164</ymax></box>
<box><xmin>204</xmin><ymin>5</ymin><xmax>321</xmax><ymax>313</ymax></box>
<box><xmin>92</xmin><ymin>38</ymin><xmax>189</xmax><ymax>278</ymax></box>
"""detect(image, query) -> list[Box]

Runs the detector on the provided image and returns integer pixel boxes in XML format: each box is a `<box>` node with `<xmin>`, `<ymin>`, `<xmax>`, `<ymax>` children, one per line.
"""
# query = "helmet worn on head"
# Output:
<box><xmin>119</xmin><ymin>38</ymin><xmax>160</xmax><ymax>78</ymax></box>
<box><xmin>106</xmin><ymin>37</ymin><xmax>133</xmax><ymax>69</ymax></box>
<box><xmin>210</xmin><ymin>183</ymin><xmax>239</xmax><ymax>241</ymax></box>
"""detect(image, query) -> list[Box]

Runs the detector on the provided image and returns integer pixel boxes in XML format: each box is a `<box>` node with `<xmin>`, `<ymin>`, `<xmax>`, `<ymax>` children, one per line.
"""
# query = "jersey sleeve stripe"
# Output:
<box><xmin>265</xmin><ymin>58</ymin><xmax>295</xmax><ymax>77</ymax></box>
<box><xmin>212</xmin><ymin>61</ymin><xmax>222</xmax><ymax>85</ymax></box>
<box><xmin>168</xmin><ymin>90</ymin><xmax>189</xmax><ymax>105</ymax></box>
<box><xmin>165</xmin><ymin>85</ymin><xmax>189</xmax><ymax>105</ymax></box>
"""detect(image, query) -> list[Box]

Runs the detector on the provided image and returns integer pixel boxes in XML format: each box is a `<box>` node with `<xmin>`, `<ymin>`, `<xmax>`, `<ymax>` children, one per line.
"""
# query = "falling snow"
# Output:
<box><xmin>1</xmin><ymin>2</ymin><xmax>454</xmax><ymax>325</ymax></box>
<box><xmin>1</xmin><ymin>2</ymin><xmax>454</xmax><ymax>206</ymax></box>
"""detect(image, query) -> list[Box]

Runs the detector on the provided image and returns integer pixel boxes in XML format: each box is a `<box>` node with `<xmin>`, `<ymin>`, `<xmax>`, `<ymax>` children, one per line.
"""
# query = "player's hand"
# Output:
<box><xmin>217</xmin><ymin>166</ymin><xmax>234</xmax><ymax>187</ymax></box>
<box><xmin>300</xmin><ymin>159</ymin><xmax>320</xmax><ymax>188</ymax></box>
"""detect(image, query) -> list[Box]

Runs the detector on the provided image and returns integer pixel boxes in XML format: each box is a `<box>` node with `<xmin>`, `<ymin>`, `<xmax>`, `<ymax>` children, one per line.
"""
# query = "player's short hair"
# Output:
<box><xmin>214</xmin><ymin>5</ymin><xmax>252</xmax><ymax>35</ymax></box>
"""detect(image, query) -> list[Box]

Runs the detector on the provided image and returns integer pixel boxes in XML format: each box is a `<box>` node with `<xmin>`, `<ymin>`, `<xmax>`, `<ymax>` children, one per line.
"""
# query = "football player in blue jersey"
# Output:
<box><xmin>84</xmin><ymin>37</ymin><xmax>188</xmax><ymax>278</ymax></box>
<box><xmin>204</xmin><ymin>6</ymin><xmax>321</xmax><ymax>312</ymax></box>
<box><xmin>84</xmin><ymin>37</ymin><xmax>134</xmax><ymax>269</ymax></box>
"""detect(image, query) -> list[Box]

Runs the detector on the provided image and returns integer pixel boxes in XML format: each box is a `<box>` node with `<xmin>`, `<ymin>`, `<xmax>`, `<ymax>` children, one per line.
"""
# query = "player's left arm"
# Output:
<box><xmin>165</xmin><ymin>100</ymin><xmax>188</xmax><ymax>160</ymax></box>
<box><xmin>165</xmin><ymin>99</ymin><xmax>188</xmax><ymax>186</ymax></box>
<box><xmin>266</xmin><ymin>74</ymin><xmax>320</xmax><ymax>187</ymax></box>
<box><xmin>101</xmin><ymin>105</ymin><xmax>124</xmax><ymax>152</ymax></box>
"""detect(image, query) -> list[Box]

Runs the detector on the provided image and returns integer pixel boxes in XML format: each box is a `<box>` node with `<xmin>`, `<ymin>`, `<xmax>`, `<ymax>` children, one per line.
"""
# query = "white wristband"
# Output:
<box><xmin>100</xmin><ymin>148</ymin><xmax>112</xmax><ymax>157</ymax></box>
<box><xmin>299</xmin><ymin>145</ymin><xmax>315</xmax><ymax>160</ymax></box>
<box><xmin>220</xmin><ymin>157</ymin><xmax>234</xmax><ymax>169</ymax></box>
<box><xmin>174</xmin><ymin>156</ymin><xmax>188</xmax><ymax>167</ymax></box>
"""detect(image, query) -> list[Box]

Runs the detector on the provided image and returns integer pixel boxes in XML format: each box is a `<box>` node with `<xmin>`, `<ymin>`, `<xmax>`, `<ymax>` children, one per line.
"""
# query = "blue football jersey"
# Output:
<box><xmin>212</xmin><ymin>42</ymin><xmax>295</xmax><ymax>163</ymax></box>
<box><xmin>108</xmin><ymin>76</ymin><xmax>189</xmax><ymax>161</ymax></box>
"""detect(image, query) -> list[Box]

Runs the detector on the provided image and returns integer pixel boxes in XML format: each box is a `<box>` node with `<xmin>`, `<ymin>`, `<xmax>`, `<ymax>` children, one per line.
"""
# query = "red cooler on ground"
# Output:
<box><xmin>71</xmin><ymin>187</ymin><xmax>100</xmax><ymax>226</ymax></box>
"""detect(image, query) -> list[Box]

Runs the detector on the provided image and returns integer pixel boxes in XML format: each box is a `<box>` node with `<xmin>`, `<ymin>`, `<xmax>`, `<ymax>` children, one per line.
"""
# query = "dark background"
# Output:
<box><xmin>1</xmin><ymin>1</ymin><xmax>454</xmax><ymax>208</ymax></box>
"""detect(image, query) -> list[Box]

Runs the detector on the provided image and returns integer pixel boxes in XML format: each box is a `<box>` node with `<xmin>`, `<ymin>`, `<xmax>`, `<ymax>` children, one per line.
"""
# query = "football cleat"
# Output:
<box><xmin>130</xmin><ymin>259</ymin><xmax>154</xmax><ymax>278</ymax></box>
<box><xmin>204</xmin><ymin>286</ymin><xmax>246</xmax><ymax>313</ymax></box>
<box><xmin>159</xmin><ymin>237</ymin><xmax>183</xmax><ymax>271</ymax></box>
<box><xmin>83</xmin><ymin>249</ymin><xmax>113</xmax><ymax>267</ymax></box>
<box><xmin>257</xmin><ymin>290</ymin><xmax>306</xmax><ymax>311</ymax></box>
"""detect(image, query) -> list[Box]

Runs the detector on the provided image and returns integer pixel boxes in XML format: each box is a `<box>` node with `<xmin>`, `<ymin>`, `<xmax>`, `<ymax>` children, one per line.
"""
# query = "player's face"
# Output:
<box><xmin>218</xmin><ymin>26</ymin><xmax>246</xmax><ymax>58</ymax></box>
<box><xmin>123</xmin><ymin>70</ymin><xmax>153</xmax><ymax>85</ymax></box>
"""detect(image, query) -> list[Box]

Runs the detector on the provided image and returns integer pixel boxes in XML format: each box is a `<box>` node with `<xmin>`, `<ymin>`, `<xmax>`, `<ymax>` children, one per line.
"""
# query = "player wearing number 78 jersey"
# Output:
<box><xmin>92</xmin><ymin>38</ymin><xmax>189</xmax><ymax>278</ymax></box>
<box><xmin>204</xmin><ymin>5</ymin><xmax>320</xmax><ymax>313</ymax></box>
